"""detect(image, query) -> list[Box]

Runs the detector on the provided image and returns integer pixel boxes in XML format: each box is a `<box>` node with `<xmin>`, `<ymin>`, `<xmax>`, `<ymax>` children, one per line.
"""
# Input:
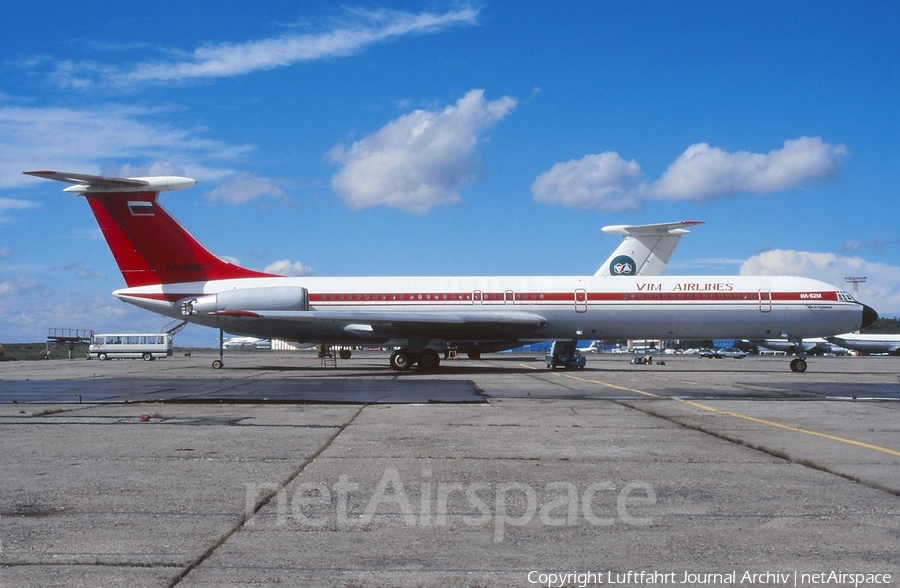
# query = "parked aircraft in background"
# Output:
<box><xmin>223</xmin><ymin>336</ymin><xmax>270</xmax><ymax>350</ymax></box>
<box><xmin>826</xmin><ymin>333</ymin><xmax>900</xmax><ymax>356</ymax></box>
<box><xmin>577</xmin><ymin>341</ymin><xmax>602</xmax><ymax>353</ymax></box>
<box><xmin>750</xmin><ymin>338</ymin><xmax>848</xmax><ymax>356</ymax></box>
<box><xmin>26</xmin><ymin>170</ymin><xmax>878</xmax><ymax>373</ymax></box>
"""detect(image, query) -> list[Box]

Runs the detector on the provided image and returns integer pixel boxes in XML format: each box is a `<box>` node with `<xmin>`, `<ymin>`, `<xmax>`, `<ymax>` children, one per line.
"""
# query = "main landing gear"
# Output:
<box><xmin>213</xmin><ymin>328</ymin><xmax>225</xmax><ymax>369</ymax></box>
<box><xmin>789</xmin><ymin>357</ymin><xmax>808</xmax><ymax>373</ymax></box>
<box><xmin>390</xmin><ymin>348</ymin><xmax>441</xmax><ymax>371</ymax></box>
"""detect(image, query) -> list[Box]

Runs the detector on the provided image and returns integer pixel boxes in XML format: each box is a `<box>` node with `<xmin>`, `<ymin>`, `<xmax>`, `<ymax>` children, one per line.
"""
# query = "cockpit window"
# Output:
<box><xmin>837</xmin><ymin>290</ymin><xmax>857</xmax><ymax>303</ymax></box>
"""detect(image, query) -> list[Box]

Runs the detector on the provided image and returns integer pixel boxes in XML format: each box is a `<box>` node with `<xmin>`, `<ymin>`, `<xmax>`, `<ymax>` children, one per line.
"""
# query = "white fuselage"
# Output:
<box><xmin>114</xmin><ymin>274</ymin><xmax>868</xmax><ymax>346</ymax></box>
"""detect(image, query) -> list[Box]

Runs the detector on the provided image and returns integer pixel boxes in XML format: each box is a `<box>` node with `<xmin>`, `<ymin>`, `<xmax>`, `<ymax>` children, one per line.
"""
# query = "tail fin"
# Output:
<box><xmin>25</xmin><ymin>171</ymin><xmax>276</xmax><ymax>287</ymax></box>
<box><xmin>595</xmin><ymin>220</ymin><xmax>703</xmax><ymax>277</ymax></box>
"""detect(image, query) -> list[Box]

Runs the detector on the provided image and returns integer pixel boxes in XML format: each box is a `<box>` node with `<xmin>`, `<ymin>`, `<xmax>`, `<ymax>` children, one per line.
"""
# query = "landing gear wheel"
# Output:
<box><xmin>418</xmin><ymin>349</ymin><xmax>441</xmax><ymax>371</ymax></box>
<box><xmin>339</xmin><ymin>349</ymin><xmax>352</xmax><ymax>360</ymax></box>
<box><xmin>390</xmin><ymin>350</ymin><xmax>411</xmax><ymax>371</ymax></box>
<box><xmin>467</xmin><ymin>350</ymin><xmax>482</xmax><ymax>360</ymax></box>
<box><xmin>212</xmin><ymin>359</ymin><xmax>224</xmax><ymax>369</ymax></box>
<box><xmin>790</xmin><ymin>358</ymin><xmax>807</xmax><ymax>373</ymax></box>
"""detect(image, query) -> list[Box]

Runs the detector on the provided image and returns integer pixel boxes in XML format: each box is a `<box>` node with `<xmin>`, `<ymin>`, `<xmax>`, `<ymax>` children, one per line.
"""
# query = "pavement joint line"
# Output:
<box><xmin>561</xmin><ymin>372</ymin><xmax>900</xmax><ymax>459</ymax></box>
<box><xmin>168</xmin><ymin>404</ymin><xmax>367</xmax><ymax>587</ymax></box>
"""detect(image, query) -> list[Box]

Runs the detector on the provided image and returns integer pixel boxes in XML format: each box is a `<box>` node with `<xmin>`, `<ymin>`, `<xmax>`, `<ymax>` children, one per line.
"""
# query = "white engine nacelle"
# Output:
<box><xmin>180</xmin><ymin>286</ymin><xmax>309</xmax><ymax>316</ymax></box>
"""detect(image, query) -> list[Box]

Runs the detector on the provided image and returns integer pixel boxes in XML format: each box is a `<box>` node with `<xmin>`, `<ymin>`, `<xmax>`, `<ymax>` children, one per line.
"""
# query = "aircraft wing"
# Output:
<box><xmin>211</xmin><ymin>309</ymin><xmax>549</xmax><ymax>338</ymax></box>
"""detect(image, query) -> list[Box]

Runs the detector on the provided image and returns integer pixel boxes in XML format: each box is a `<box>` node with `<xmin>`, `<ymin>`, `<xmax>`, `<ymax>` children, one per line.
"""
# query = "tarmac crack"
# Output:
<box><xmin>611</xmin><ymin>397</ymin><xmax>900</xmax><ymax>498</ymax></box>
<box><xmin>166</xmin><ymin>404</ymin><xmax>367</xmax><ymax>587</ymax></box>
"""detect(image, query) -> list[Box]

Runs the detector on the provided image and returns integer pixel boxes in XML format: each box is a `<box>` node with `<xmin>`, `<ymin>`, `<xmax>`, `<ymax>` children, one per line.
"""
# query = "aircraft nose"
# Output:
<box><xmin>861</xmin><ymin>304</ymin><xmax>879</xmax><ymax>329</ymax></box>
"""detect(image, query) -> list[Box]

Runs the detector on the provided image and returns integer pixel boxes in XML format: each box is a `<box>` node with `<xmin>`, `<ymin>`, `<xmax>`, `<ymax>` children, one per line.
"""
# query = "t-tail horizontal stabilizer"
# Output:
<box><xmin>24</xmin><ymin>170</ymin><xmax>196</xmax><ymax>193</ymax></box>
<box><xmin>596</xmin><ymin>220</ymin><xmax>703</xmax><ymax>277</ymax></box>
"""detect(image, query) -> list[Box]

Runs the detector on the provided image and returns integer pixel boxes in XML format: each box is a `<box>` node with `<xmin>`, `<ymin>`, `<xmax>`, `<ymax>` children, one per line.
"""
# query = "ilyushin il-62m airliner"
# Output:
<box><xmin>25</xmin><ymin>170</ymin><xmax>878</xmax><ymax>373</ymax></box>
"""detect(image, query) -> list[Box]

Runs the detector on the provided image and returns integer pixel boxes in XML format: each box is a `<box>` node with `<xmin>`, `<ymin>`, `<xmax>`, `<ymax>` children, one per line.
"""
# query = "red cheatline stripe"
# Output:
<box><xmin>121</xmin><ymin>290</ymin><xmax>839</xmax><ymax>304</ymax></box>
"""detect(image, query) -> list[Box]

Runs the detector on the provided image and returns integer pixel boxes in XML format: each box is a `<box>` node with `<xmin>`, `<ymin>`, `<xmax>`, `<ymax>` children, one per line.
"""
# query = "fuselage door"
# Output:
<box><xmin>758</xmin><ymin>289</ymin><xmax>772</xmax><ymax>313</ymax></box>
<box><xmin>575</xmin><ymin>288</ymin><xmax>588</xmax><ymax>313</ymax></box>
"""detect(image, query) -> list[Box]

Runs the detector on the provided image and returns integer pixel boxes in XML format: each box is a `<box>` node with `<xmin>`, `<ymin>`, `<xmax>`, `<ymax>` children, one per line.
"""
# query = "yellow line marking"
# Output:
<box><xmin>561</xmin><ymin>373</ymin><xmax>900</xmax><ymax>458</ymax></box>
<box><xmin>675</xmin><ymin>399</ymin><xmax>900</xmax><ymax>457</ymax></box>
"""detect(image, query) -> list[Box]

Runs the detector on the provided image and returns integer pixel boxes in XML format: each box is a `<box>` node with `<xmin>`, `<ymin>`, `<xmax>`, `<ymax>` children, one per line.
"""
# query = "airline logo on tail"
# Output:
<box><xmin>609</xmin><ymin>255</ymin><xmax>636</xmax><ymax>276</ymax></box>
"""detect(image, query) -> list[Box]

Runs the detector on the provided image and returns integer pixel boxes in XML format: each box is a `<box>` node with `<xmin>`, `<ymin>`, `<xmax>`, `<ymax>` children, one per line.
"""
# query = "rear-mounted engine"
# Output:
<box><xmin>180</xmin><ymin>286</ymin><xmax>309</xmax><ymax>316</ymax></box>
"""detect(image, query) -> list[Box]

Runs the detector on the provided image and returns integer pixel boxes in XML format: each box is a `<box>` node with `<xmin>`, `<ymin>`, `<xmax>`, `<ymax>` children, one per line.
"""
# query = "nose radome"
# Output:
<box><xmin>861</xmin><ymin>304</ymin><xmax>879</xmax><ymax>329</ymax></box>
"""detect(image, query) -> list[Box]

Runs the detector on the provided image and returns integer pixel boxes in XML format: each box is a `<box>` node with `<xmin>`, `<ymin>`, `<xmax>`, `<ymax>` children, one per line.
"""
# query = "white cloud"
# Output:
<box><xmin>531</xmin><ymin>152</ymin><xmax>644</xmax><ymax>212</ymax></box>
<box><xmin>264</xmin><ymin>259</ymin><xmax>315</xmax><ymax>277</ymax></box>
<box><xmin>0</xmin><ymin>197</ymin><xmax>38</xmax><ymax>223</ymax></box>
<box><xmin>205</xmin><ymin>171</ymin><xmax>288</xmax><ymax>205</ymax></box>
<box><xmin>218</xmin><ymin>255</ymin><xmax>243</xmax><ymax>266</ymax></box>
<box><xmin>531</xmin><ymin>137</ymin><xmax>847</xmax><ymax>211</ymax></box>
<box><xmin>56</xmin><ymin>7</ymin><xmax>479</xmax><ymax>87</ymax></box>
<box><xmin>651</xmin><ymin>137</ymin><xmax>847</xmax><ymax>201</ymax></box>
<box><xmin>741</xmin><ymin>249</ymin><xmax>900</xmax><ymax>315</ymax></box>
<box><xmin>0</xmin><ymin>104</ymin><xmax>251</xmax><ymax>190</ymax></box>
<box><xmin>328</xmin><ymin>89</ymin><xmax>517</xmax><ymax>214</ymax></box>
<box><xmin>0</xmin><ymin>198</ymin><xmax>36</xmax><ymax>211</ymax></box>
<box><xmin>0</xmin><ymin>293</ymin><xmax>132</xmax><ymax>342</ymax></box>
<box><xmin>0</xmin><ymin>275</ymin><xmax>42</xmax><ymax>296</ymax></box>
<box><xmin>57</xmin><ymin>261</ymin><xmax>107</xmax><ymax>281</ymax></box>
<box><xmin>839</xmin><ymin>236</ymin><xmax>900</xmax><ymax>254</ymax></box>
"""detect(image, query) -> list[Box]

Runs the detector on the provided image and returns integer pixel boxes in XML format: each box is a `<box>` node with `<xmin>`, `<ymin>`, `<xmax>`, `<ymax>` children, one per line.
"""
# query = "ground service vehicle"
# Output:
<box><xmin>546</xmin><ymin>340</ymin><xmax>586</xmax><ymax>369</ymax></box>
<box><xmin>89</xmin><ymin>334</ymin><xmax>173</xmax><ymax>361</ymax></box>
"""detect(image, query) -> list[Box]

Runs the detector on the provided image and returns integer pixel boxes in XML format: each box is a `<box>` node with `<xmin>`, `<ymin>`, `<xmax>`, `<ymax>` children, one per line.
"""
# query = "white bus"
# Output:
<box><xmin>89</xmin><ymin>333</ymin><xmax>173</xmax><ymax>361</ymax></box>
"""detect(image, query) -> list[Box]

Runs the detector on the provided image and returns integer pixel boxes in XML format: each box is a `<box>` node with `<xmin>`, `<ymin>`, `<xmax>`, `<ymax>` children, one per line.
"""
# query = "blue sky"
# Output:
<box><xmin>1</xmin><ymin>1</ymin><xmax>898</xmax><ymax>346</ymax></box>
